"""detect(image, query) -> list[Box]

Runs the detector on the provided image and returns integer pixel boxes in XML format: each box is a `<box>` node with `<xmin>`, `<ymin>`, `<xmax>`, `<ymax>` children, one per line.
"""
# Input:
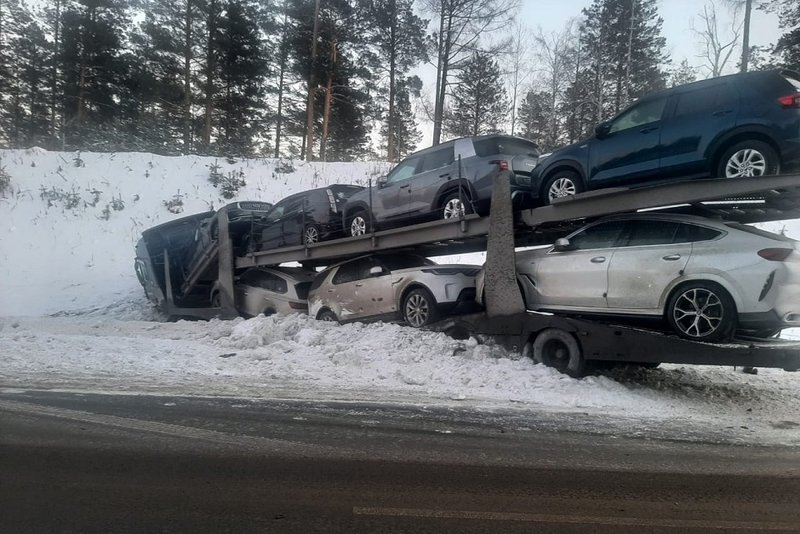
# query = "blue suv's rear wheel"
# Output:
<box><xmin>717</xmin><ymin>140</ymin><xmax>779</xmax><ymax>178</ymax></box>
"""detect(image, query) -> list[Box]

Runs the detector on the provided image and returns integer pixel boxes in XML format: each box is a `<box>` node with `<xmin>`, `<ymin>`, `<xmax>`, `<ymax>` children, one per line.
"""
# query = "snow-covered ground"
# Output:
<box><xmin>1</xmin><ymin>148</ymin><xmax>799</xmax><ymax>446</ymax></box>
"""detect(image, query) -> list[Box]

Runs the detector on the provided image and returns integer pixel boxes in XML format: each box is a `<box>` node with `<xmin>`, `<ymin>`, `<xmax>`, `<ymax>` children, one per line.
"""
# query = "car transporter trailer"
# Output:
<box><xmin>152</xmin><ymin>171</ymin><xmax>800</xmax><ymax>377</ymax></box>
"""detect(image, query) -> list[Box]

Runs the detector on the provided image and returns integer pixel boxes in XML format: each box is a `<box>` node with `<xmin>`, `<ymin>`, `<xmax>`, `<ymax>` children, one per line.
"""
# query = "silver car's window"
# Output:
<box><xmin>568</xmin><ymin>221</ymin><xmax>625</xmax><ymax>250</ymax></box>
<box><xmin>623</xmin><ymin>221</ymin><xmax>680</xmax><ymax>247</ymax></box>
<box><xmin>675</xmin><ymin>223</ymin><xmax>723</xmax><ymax>243</ymax></box>
<box><xmin>419</xmin><ymin>147</ymin><xmax>454</xmax><ymax>172</ymax></box>
<box><xmin>386</xmin><ymin>158</ymin><xmax>421</xmax><ymax>184</ymax></box>
<box><xmin>609</xmin><ymin>97</ymin><xmax>667</xmax><ymax>134</ymax></box>
<box><xmin>332</xmin><ymin>259</ymin><xmax>369</xmax><ymax>284</ymax></box>
<box><xmin>378</xmin><ymin>254</ymin><xmax>433</xmax><ymax>271</ymax></box>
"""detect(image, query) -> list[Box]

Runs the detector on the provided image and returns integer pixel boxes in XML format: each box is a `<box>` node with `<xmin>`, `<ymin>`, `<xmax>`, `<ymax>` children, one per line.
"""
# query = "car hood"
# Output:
<box><xmin>397</xmin><ymin>264</ymin><xmax>482</xmax><ymax>276</ymax></box>
<box><xmin>514</xmin><ymin>247</ymin><xmax>552</xmax><ymax>267</ymax></box>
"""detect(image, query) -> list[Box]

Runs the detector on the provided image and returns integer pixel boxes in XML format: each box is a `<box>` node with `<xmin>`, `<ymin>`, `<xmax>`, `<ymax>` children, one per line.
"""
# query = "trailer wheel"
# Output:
<box><xmin>531</xmin><ymin>328</ymin><xmax>586</xmax><ymax>378</ymax></box>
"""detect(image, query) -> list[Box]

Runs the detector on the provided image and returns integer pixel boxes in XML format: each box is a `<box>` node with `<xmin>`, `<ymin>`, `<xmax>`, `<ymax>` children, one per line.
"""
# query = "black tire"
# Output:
<box><xmin>303</xmin><ymin>224</ymin><xmax>321</xmax><ymax>245</ymax></box>
<box><xmin>402</xmin><ymin>288</ymin><xmax>440</xmax><ymax>328</ymax></box>
<box><xmin>716</xmin><ymin>140</ymin><xmax>779</xmax><ymax>178</ymax></box>
<box><xmin>666</xmin><ymin>281</ymin><xmax>737</xmax><ymax>342</ymax></box>
<box><xmin>317</xmin><ymin>309</ymin><xmax>338</xmax><ymax>323</ymax></box>
<box><xmin>530</xmin><ymin>328</ymin><xmax>586</xmax><ymax>378</ymax></box>
<box><xmin>541</xmin><ymin>170</ymin><xmax>584</xmax><ymax>205</ymax></box>
<box><xmin>441</xmin><ymin>191</ymin><xmax>474</xmax><ymax>220</ymax></box>
<box><xmin>348</xmin><ymin>210</ymin><xmax>371</xmax><ymax>237</ymax></box>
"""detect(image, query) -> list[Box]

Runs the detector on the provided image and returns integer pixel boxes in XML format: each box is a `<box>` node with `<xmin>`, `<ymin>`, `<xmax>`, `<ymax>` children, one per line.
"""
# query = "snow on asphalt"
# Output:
<box><xmin>1</xmin><ymin>148</ymin><xmax>800</xmax><ymax>446</ymax></box>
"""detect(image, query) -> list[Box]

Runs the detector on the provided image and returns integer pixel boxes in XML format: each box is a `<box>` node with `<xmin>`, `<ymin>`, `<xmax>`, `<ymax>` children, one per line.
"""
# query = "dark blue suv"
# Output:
<box><xmin>533</xmin><ymin>69</ymin><xmax>800</xmax><ymax>204</ymax></box>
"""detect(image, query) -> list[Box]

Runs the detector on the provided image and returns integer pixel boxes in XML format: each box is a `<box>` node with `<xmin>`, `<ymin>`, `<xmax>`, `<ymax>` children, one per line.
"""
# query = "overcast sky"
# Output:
<box><xmin>520</xmin><ymin>0</ymin><xmax>780</xmax><ymax>74</ymax></box>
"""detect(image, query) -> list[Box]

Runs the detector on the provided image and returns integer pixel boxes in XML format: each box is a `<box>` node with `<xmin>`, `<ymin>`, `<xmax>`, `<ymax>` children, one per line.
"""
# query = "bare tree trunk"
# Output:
<box><xmin>623</xmin><ymin>0</ymin><xmax>635</xmax><ymax>107</ymax></box>
<box><xmin>274</xmin><ymin>0</ymin><xmax>289</xmax><ymax>158</ymax></box>
<box><xmin>203</xmin><ymin>0</ymin><xmax>218</xmax><ymax>148</ymax></box>
<box><xmin>50</xmin><ymin>0</ymin><xmax>62</xmax><ymax>139</ymax></box>
<box><xmin>320</xmin><ymin>38</ymin><xmax>337</xmax><ymax>161</ymax></box>
<box><xmin>432</xmin><ymin>7</ymin><xmax>447</xmax><ymax>146</ymax></box>
<box><xmin>740</xmin><ymin>0</ymin><xmax>752</xmax><ymax>72</ymax></box>
<box><xmin>304</xmin><ymin>0</ymin><xmax>321</xmax><ymax>161</ymax></box>
<box><xmin>183</xmin><ymin>0</ymin><xmax>193</xmax><ymax>153</ymax></box>
<box><xmin>386</xmin><ymin>4</ymin><xmax>397</xmax><ymax>161</ymax></box>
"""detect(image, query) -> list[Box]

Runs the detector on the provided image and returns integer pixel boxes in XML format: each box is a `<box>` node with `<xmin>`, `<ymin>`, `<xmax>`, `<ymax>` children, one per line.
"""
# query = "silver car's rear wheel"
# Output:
<box><xmin>349</xmin><ymin>212</ymin><xmax>369</xmax><ymax>236</ymax></box>
<box><xmin>402</xmin><ymin>288</ymin><xmax>440</xmax><ymax>328</ymax></box>
<box><xmin>667</xmin><ymin>282</ymin><xmax>736</xmax><ymax>341</ymax></box>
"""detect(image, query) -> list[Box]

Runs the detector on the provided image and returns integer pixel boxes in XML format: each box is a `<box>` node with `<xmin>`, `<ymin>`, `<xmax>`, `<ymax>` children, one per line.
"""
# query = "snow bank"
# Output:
<box><xmin>0</xmin><ymin>148</ymin><xmax>389</xmax><ymax>316</ymax></box>
<box><xmin>2</xmin><ymin>312</ymin><xmax>799</xmax><ymax>444</ymax></box>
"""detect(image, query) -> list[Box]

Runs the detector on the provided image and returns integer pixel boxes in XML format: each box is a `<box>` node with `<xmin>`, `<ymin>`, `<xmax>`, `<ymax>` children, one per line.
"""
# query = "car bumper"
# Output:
<box><xmin>438</xmin><ymin>288</ymin><xmax>481</xmax><ymax>315</ymax></box>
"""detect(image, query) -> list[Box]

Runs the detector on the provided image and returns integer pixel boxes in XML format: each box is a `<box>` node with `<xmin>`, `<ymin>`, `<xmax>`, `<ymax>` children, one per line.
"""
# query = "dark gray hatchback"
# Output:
<box><xmin>342</xmin><ymin>135</ymin><xmax>539</xmax><ymax>236</ymax></box>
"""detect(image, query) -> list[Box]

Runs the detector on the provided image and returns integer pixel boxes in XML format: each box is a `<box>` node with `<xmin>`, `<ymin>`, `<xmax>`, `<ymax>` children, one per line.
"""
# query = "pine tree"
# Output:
<box><xmin>214</xmin><ymin>0</ymin><xmax>269</xmax><ymax>156</ymax></box>
<box><xmin>364</xmin><ymin>0</ymin><xmax>426</xmax><ymax>161</ymax></box>
<box><xmin>562</xmin><ymin>0</ymin><xmax>668</xmax><ymax>140</ymax></box>
<box><xmin>767</xmin><ymin>0</ymin><xmax>800</xmax><ymax>70</ymax></box>
<box><xmin>444</xmin><ymin>51</ymin><xmax>508</xmax><ymax>138</ymax></box>
<box><xmin>517</xmin><ymin>90</ymin><xmax>549</xmax><ymax>149</ymax></box>
<box><xmin>380</xmin><ymin>75</ymin><xmax>422</xmax><ymax>159</ymax></box>
<box><xmin>669</xmin><ymin>59</ymin><xmax>698</xmax><ymax>87</ymax></box>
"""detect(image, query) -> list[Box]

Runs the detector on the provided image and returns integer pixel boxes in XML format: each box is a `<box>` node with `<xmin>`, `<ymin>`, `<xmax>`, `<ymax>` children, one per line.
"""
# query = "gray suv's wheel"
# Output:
<box><xmin>317</xmin><ymin>309</ymin><xmax>338</xmax><ymax>322</ymax></box>
<box><xmin>666</xmin><ymin>282</ymin><xmax>736</xmax><ymax>341</ymax></box>
<box><xmin>542</xmin><ymin>170</ymin><xmax>583</xmax><ymax>205</ymax></box>
<box><xmin>402</xmin><ymin>288</ymin><xmax>440</xmax><ymax>328</ymax></box>
<box><xmin>441</xmin><ymin>191</ymin><xmax>473</xmax><ymax>220</ymax></box>
<box><xmin>349</xmin><ymin>211</ymin><xmax>370</xmax><ymax>237</ymax></box>
<box><xmin>717</xmin><ymin>140</ymin><xmax>779</xmax><ymax>178</ymax></box>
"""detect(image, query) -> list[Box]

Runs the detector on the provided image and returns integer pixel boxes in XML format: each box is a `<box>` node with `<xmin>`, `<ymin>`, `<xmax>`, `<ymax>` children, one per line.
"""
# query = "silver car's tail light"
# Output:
<box><xmin>757</xmin><ymin>248</ymin><xmax>793</xmax><ymax>261</ymax></box>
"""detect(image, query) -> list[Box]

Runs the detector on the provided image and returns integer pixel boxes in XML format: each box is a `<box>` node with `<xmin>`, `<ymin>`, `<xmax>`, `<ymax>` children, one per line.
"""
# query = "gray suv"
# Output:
<box><xmin>342</xmin><ymin>135</ymin><xmax>539</xmax><ymax>236</ymax></box>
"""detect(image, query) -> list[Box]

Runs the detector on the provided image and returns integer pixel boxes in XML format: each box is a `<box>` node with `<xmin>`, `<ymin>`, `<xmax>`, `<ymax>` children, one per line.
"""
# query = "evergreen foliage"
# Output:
<box><xmin>444</xmin><ymin>51</ymin><xmax>507</xmax><ymax>138</ymax></box>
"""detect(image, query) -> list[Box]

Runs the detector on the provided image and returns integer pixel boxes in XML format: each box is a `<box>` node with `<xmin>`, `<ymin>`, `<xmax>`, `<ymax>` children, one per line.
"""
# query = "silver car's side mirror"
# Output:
<box><xmin>375</xmin><ymin>176</ymin><xmax>388</xmax><ymax>188</ymax></box>
<box><xmin>369</xmin><ymin>265</ymin><xmax>384</xmax><ymax>276</ymax></box>
<box><xmin>553</xmin><ymin>238</ymin><xmax>573</xmax><ymax>252</ymax></box>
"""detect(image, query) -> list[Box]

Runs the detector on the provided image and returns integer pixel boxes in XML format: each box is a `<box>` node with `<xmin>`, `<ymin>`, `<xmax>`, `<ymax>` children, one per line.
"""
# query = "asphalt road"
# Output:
<box><xmin>2</xmin><ymin>389</ymin><xmax>800</xmax><ymax>533</ymax></box>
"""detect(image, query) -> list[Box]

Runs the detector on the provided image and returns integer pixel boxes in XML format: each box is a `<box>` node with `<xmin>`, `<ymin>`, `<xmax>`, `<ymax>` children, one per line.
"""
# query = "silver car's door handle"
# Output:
<box><xmin>439</xmin><ymin>173</ymin><xmax>451</xmax><ymax>178</ymax></box>
<box><xmin>662</xmin><ymin>254</ymin><xmax>682</xmax><ymax>261</ymax></box>
<box><xmin>590</xmin><ymin>256</ymin><xmax>606</xmax><ymax>263</ymax></box>
<box><xmin>355</xmin><ymin>283</ymin><xmax>364</xmax><ymax>287</ymax></box>
<box><xmin>400</xmin><ymin>184</ymin><xmax>410</xmax><ymax>189</ymax></box>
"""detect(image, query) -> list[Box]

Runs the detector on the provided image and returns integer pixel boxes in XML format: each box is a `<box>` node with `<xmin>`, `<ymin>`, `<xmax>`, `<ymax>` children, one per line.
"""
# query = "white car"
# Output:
<box><xmin>211</xmin><ymin>267</ymin><xmax>315</xmax><ymax>317</ymax></box>
<box><xmin>478</xmin><ymin>214</ymin><xmax>800</xmax><ymax>341</ymax></box>
<box><xmin>308</xmin><ymin>253</ymin><xmax>480</xmax><ymax>327</ymax></box>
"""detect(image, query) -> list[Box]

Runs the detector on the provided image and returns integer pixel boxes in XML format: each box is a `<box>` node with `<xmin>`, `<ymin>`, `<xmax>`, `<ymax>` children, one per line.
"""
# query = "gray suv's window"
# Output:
<box><xmin>387</xmin><ymin>158</ymin><xmax>421</xmax><ymax>184</ymax></box>
<box><xmin>419</xmin><ymin>147</ymin><xmax>454</xmax><ymax>172</ymax></box>
<box><xmin>473</xmin><ymin>138</ymin><xmax>538</xmax><ymax>157</ymax></box>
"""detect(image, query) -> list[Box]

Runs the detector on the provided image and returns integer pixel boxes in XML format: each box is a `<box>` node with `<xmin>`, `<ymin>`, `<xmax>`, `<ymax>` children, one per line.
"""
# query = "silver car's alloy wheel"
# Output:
<box><xmin>672</xmin><ymin>288</ymin><xmax>724</xmax><ymax>338</ymax></box>
<box><xmin>405</xmin><ymin>294</ymin><xmax>430</xmax><ymax>327</ymax></box>
<box><xmin>443</xmin><ymin>198</ymin><xmax>466</xmax><ymax>219</ymax></box>
<box><xmin>350</xmin><ymin>215</ymin><xmax>367</xmax><ymax>236</ymax></box>
<box><xmin>725</xmin><ymin>149</ymin><xmax>767</xmax><ymax>178</ymax></box>
<box><xmin>304</xmin><ymin>225</ymin><xmax>319</xmax><ymax>244</ymax></box>
<box><xmin>548</xmin><ymin>177</ymin><xmax>577</xmax><ymax>201</ymax></box>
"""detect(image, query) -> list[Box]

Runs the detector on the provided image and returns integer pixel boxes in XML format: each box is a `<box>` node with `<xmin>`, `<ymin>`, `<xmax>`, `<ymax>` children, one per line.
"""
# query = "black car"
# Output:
<box><xmin>250</xmin><ymin>185</ymin><xmax>364</xmax><ymax>251</ymax></box>
<box><xmin>341</xmin><ymin>135</ymin><xmax>539</xmax><ymax>236</ymax></box>
<box><xmin>533</xmin><ymin>69</ymin><xmax>800</xmax><ymax>204</ymax></box>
